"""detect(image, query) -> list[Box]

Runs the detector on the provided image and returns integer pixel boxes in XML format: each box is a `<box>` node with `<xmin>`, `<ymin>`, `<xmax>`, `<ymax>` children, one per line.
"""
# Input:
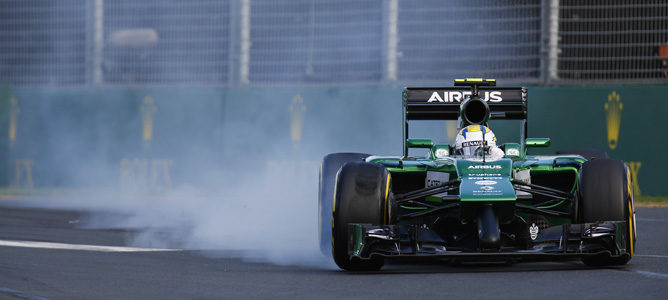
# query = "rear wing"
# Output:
<box><xmin>402</xmin><ymin>86</ymin><xmax>528</xmax><ymax>156</ymax></box>
<box><xmin>403</xmin><ymin>87</ymin><xmax>527</xmax><ymax>121</ymax></box>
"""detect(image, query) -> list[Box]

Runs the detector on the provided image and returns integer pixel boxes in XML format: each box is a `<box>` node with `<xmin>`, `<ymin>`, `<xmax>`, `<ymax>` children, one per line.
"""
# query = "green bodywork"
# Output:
<box><xmin>456</xmin><ymin>159</ymin><xmax>515</xmax><ymax>202</ymax></box>
<box><xmin>368</xmin><ymin>141</ymin><xmax>583</xmax><ymax>226</ymax></box>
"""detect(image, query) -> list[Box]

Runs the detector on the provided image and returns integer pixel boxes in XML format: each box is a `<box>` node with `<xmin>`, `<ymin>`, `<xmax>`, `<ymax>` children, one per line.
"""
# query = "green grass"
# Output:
<box><xmin>636</xmin><ymin>195</ymin><xmax>668</xmax><ymax>203</ymax></box>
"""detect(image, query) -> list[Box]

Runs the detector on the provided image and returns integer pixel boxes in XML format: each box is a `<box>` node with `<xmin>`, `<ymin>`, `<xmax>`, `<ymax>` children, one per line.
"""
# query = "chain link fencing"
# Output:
<box><xmin>0</xmin><ymin>0</ymin><xmax>666</xmax><ymax>87</ymax></box>
<box><xmin>552</xmin><ymin>0</ymin><xmax>668</xmax><ymax>84</ymax></box>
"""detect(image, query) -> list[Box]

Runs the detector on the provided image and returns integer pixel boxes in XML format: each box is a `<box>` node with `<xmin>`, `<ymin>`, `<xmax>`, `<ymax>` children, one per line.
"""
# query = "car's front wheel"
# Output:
<box><xmin>332</xmin><ymin>162</ymin><xmax>391</xmax><ymax>271</ymax></box>
<box><xmin>579</xmin><ymin>158</ymin><xmax>635</xmax><ymax>266</ymax></box>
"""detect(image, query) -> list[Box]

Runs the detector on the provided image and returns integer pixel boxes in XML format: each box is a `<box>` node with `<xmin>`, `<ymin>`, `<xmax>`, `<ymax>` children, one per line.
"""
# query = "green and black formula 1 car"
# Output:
<box><xmin>318</xmin><ymin>78</ymin><xmax>636</xmax><ymax>271</ymax></box>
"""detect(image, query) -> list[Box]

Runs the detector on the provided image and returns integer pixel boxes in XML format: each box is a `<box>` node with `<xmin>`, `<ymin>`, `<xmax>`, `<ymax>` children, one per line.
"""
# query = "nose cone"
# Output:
<box><xmin>477</xmin><ymin>204</ymin><xmax>501</xmax><ymax>250</ymax></box>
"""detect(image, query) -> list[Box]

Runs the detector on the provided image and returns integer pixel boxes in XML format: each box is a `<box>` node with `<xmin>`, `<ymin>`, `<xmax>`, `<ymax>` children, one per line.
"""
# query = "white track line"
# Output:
<box><xmin>635</xmin><ymin>254</ymin><xmax>668</xmax><ymax>259</ymax></box>
<box><xmin>0</xmin><ymin>240</ymin><xmax>181</xmax><ymax>252</ymax></box>
<box><xmin>634</xmin><ymin>270</ymin><xmax>668</xmax><ymax>280</ymax></box>
<box><xmin>0</xmin><ymin>287</ymin><xmax>50</xmax><ymax>300</ymax></box>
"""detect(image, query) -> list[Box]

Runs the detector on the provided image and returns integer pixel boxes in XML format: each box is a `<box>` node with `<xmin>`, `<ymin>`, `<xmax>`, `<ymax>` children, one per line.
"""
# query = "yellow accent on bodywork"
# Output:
<box><xmin>455</xmin><ymin>78</ymin><xmax>495</xmax><ymax>83</ymax></box>
<box><xmin>331</xmin><ymin>174</ymin><xmax>339</xmax><ymax>255</ymax></box>
<box><xmin>384</xmin><ymin>173</ymin><xmax>391</xmax><ymax>224</ymax></box>
<box><xmin>332</xmin><ymin>174</ymin><xmax>338</xmax><ymax>214</ymax></box>
<box><xmin>628</xmin><ymin>200</ymin><xmax>634</xmax><ymax>256</ymax></box>
<box><xmin>626</xmin><ymin>165</ymin><xmax>634</xmax><ymax>256</ymax></box>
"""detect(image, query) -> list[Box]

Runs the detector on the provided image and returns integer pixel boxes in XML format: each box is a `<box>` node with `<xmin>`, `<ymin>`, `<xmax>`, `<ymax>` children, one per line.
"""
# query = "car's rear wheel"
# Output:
<box><xmin>318</xmin><ymin>153</ymin><xmax>369</xmax><ymax>256</ymax></box>
<box><xmin>579</xmin><ymin>159</ymin><xmax>635</xmax><ymax>266</ymax></box>
<box><xmin>332</xmin><ymin>162</ymin><xmax>391</xmax><ymax>271</ymax></box>
<box><xmin>556</xmin><ymin>148</ymin><xmax>608</xmax><ymax>160</ymax></box>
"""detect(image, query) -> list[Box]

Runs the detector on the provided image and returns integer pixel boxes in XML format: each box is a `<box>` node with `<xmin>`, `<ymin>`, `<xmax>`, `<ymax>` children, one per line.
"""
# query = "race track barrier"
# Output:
<box><xmin>0</xmin><ymin>85</ymin><xmax>664</xmax><ymax>196</ymax></box>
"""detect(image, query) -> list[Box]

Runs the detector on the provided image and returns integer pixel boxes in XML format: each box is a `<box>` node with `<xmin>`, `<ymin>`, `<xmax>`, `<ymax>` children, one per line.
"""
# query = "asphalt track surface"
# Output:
<box><xmin>0</xmin><ymin>203</ymin><xmax>667</xmax><ymax>300</ymax></box>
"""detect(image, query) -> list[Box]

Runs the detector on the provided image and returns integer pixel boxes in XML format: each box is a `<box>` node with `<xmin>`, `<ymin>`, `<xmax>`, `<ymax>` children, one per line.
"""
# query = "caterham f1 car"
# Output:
<box><xmin>318</xmin><ymin>78</ymin><xmax>636</xmax><ymax>271</ymax></box>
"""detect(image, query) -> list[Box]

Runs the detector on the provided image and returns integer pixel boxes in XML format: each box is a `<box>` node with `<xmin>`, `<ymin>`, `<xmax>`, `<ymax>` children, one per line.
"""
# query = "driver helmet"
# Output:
<box><xmin>454</xmin><ymin>125</ymin><xmax>497</xmax><ymax>158</ymax></box>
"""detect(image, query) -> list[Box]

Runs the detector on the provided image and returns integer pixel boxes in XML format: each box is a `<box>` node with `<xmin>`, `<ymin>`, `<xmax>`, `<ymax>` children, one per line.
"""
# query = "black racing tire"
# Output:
<box><xmin>579</xmin><ymin>159</ymin><xmax>636</xmax><ymax>266</ymax></box>
<box><xmin>556</xmin><ymin>148</ymin><xmax>608</xmax><ymax>160</ymax></box>
<box><xmin>332</xmin><ymin>162</ymin><xmax>391</xmax><ymax>271</ymax></box>
<box><xmin>318</xmin><ymin>153</ymin><xmax>369</xmax><ymax>256</ymax></box>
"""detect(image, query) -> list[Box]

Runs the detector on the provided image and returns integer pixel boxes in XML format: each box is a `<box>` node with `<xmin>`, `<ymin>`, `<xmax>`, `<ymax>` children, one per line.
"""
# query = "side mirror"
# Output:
<box><xmin>502</xmin><ymin>143</ymin><xmax>522</xmax><ymax>158</ymax></box>
<box><xmin>406</xmin><ymin>139</ymin><xmax>434</xmax><ymax>149</ymax></box>
<box><xmin>525</xmin><ymin>138</ymin><xmax>551</xmax><ymax>147</ymax></box>
<box><xmin>431</xmin><ymin>144</ymin><xmax>451</xmax><ymax>159</ymax></box>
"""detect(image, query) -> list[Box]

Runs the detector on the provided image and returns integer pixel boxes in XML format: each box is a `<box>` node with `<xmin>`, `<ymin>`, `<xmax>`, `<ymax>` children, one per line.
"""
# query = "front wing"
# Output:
<box><xmin>349</xmin><ymin>221</ymin><xmax>631</xmax><ymax>261</ymax></box>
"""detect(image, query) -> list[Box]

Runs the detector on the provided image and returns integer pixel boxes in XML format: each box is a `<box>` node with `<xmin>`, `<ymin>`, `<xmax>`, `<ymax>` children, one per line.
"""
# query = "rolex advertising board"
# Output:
<box><xmin>528</xmin><ymin>86</ymin><xmax>665</xmax><ymax>197</ymax></box>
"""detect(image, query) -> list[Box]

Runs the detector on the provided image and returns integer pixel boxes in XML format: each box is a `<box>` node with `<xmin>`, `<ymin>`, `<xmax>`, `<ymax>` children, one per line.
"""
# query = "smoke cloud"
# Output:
<box><xmin>6</xmin><ymin>86</ymin><xmax>409</xmax><ymax>269</ymax></box>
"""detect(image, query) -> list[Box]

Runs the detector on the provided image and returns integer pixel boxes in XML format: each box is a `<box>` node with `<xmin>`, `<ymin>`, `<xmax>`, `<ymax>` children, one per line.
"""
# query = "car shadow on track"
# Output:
<box><xmin>333</xmin><ymin>259</ymin><xmax>622</xmax><ymax>275</ymax></box>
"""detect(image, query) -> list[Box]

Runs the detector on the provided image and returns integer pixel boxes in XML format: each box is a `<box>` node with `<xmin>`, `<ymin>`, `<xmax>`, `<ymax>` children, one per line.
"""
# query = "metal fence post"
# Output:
<box><xmin>384</xmin><ymin>0</ymin><xmax>399</xmax><ymax>82</ymax></box>
<box><xmin>546</xmin><ymin>0</ymin><xmax>560</xmax><ymax>83</ymax></box>
<box><xmin>93</xmin><ymin>0</ymin><xmax>104</xmax><ymax>85</ymax></box>
<box><xmin>240</xmin><ymin>0</ymin><xmax>251</xmax><ymax>85</ymax></box>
